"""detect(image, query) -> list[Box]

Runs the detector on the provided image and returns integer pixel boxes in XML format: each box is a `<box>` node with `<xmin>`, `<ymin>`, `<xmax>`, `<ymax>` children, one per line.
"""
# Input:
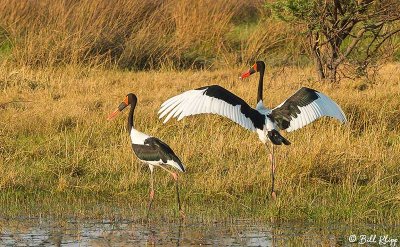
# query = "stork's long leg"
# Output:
<box><xmin>266</xmin><ymin>143</ymin><xmax>277</xmax><ymax>200</ymax></box>
<box><xmin>146</xmin><ymin>167</ymin><xmax>155</xmax><ymax>220</ymax></box>
<box><xmin>270</xmin><ymin>144</ymin><xmax>277</xmax><ymax>200</ymax></box>
<box><xmin>175</xmin><ymin>177</ymin><xmax>182</xmax><ymax>213</ymax></box>
<box><xmin>158</xmin><ymin>165</ymin><xmax>184</xmax><ymax>218</ymax></box>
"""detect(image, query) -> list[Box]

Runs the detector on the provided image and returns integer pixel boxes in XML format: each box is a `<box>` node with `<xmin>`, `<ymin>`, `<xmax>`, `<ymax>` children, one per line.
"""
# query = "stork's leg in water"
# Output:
<box><xmin>269</xmin><ymin>144</ymin><xmax>277</xmax><ymax>200</ymax></box>
<box><xmin>159</xmin><ymin>166</ymin><xmax>185</xmax><ymax>219</ymax></box>
<box><xmin>174</xmin><ymin>175</ymin><xmax>183</xmax><ymax>218</ymax></box>
<box><xmin>146</xmin><ymin>168</ymin><xmax>155</xmax><ymax>220</ymax></box>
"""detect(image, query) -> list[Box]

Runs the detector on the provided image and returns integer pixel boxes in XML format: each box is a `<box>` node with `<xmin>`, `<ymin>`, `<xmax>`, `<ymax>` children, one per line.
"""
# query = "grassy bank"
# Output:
<box><xmin>1</xmin><ymin>62</ymin><xmax>399</xmax><ymax>223</ymax></box>
<box><xmin>0</xmin><ymin>0</ymin><xmax>317</xmax><ymax>69</ymax></box>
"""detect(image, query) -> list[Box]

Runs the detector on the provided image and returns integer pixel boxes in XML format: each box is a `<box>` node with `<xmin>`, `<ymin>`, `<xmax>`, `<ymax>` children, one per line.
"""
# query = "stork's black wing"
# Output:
<box><xmin>269</xmin><ymin>87</ymin><xmax>346</xmax><ymax>132</ymax></box>
<box><xmin>145</xmin><ymin>137</ymin><xmax>185</xmax><ymax>172</ymax></box>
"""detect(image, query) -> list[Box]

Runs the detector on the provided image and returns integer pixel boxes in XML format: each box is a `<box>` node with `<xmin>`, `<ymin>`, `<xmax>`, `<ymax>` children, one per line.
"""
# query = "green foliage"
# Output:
<box><xmin>266</xmin><ymin>0</ymin><xmax>400</xmax><ymax>82</ymax></box>
<box><xmin>267</xmin><ymin>0</ymin><xmax>316</xmax><ymax>23</ymax></box>
<box><xmin>0</xmin><ymin>26</ymin><xmax>12</xmax><ymax>59</ymax></box>
<box><xmin>395</xmin><ymin>49</ymin><xmax>400</xmax><ymax>61</ymax></box>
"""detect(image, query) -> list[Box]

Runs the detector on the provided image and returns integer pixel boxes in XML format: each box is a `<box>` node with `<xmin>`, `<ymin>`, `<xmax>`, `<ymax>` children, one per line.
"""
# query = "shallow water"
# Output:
<box><xmin>0</xmin><ymin>217</ymin><xmax>399</xmax><ymax>246</ymax></box>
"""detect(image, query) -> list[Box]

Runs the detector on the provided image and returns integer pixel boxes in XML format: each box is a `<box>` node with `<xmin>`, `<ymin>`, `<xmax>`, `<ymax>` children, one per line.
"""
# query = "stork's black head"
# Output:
<box><xmin>107</xmin><ymin>93</ymin><xmax>138</xmax><ymax>120</ymax></box>
<box><xmin>239</xmin><ymin>61</ymin><xmax>265</xmax><ymax>79</ymax></box>
<box><xmin>118</xmin><ymin>93</ymin><xmax>137</xmax><ymax>110</ymax></box>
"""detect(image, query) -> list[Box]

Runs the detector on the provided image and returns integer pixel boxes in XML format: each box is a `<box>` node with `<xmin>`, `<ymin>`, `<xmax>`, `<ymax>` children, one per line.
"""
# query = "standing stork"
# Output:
<box><xmin>108</xmin><ymin>93</ymin><xmax>185</xmax><ymax>218</ymax></box>
<box><xmin>158</xmin><ymin>61</ymin><xmax>346</xmax><ymax>199</ymax></box>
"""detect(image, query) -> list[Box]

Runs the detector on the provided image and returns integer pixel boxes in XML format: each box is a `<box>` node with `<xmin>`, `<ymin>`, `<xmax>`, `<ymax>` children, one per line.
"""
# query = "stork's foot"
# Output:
<box><xmin>271</xmin><ymin>191</ymin><xmax>277</xmax><ymax>201</ymax></box>
<box><xmin>171</xmin><ymin>172</ymin><xmax>178</xmax><ymax>181</ymax></box>
<box><xmin>146</xmin><ymin>189</ymin><xmax>155</xmax><ymax>221</ymax></box>
<box><xmin>179</xmin><ymin>209</ymin><xmax>186</xmax><ymax>220</ymax></box>
<box><xmin>150</xmin><ymin>189</ymin><xmax>155</xmax><ymax>200</ymax></box>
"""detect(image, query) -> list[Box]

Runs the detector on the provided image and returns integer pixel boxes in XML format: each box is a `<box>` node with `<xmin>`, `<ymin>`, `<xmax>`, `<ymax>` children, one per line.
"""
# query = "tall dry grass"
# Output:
<box><xmin>0</xmin><ymin>0</ymin><xmax>304</xmax><ymax>69</ymax></box>
<box><xmin>0</xmin><ymin>62</ymin><xmax>399</xmax><ymax>222</ymax></box>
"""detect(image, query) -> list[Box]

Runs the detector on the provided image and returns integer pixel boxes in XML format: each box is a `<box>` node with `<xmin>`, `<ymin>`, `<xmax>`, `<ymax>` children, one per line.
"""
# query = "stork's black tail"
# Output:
<box><xmin>268</xmin><ymin>130</ymin><xmax>291</xmax><ymax>145</ymax></box>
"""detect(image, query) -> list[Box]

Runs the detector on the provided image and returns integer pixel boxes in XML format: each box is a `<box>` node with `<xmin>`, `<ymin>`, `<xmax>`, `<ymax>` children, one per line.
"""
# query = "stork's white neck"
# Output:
<box><xmin>256</xmin><ymin>100</ymin><xmax>271</xmax><ymax>114</ymax></box>
<box><xmin>256</xmin><ymin>100</ymin><xmax>264</xmax><ymax>109</ymax></box>
<box><xmin>130</xmin><ymin>128</ymin><xmax>150</xmax><ymax>145</ymax></box>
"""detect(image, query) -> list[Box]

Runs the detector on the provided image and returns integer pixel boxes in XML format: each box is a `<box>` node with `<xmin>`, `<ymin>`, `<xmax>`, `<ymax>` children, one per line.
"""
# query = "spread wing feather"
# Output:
<box><xmin>159</xmin><ymin>85</ymin><xmax>265</xmax><ymax>131</ymax></box>
<box><xmin>269</xmin><ymin>87</ymin><xmax>346</xmax><ymax>132</ymax></box>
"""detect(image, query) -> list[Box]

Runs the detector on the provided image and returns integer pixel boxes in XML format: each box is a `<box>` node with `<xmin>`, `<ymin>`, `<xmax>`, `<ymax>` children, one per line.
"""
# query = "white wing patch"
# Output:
<box><xmin>158</xmin><ymin>88</ymin><xmax>258</xmax><ymax>131</ymax></box>
<box><xmin>284</xmin><ymin>92</ymin><xmax>347</xmax><ymax>132</ymax></box>
<box><xmin>166</xmin><ymin>160</ymin><xmax>185</xmax><ymax>172</ymax></box>
<box><xmin>130</xmin><ymin>128</ymin><xmax>151</xmax><ymax>145</ymax></box>
<box><xmin>140</xmin><ymin>159</ymin><xmax>185</xmax><ymax>173</ymax></box>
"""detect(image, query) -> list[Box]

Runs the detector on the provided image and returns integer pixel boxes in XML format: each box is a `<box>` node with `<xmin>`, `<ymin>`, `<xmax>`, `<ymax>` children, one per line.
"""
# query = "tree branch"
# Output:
<box><xmin>366</xmin><ymin>25</ymin><xmax>384</xmax><ymax>57</ymax></box>
<box><xmin>369</xmin><ymin>28</ymin><xmax>400</xmax><ymax>57</ymax></box>
<box><xmin>334</xmin><ymin>28</ymin><xmax>367</xmax><ymax>67</ymax></box>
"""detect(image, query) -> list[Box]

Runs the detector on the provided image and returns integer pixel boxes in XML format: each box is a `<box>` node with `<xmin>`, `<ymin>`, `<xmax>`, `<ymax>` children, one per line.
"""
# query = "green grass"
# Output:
<box><xmin>0</xmin><ymin>38</ymin><xmax>12</xmax><ymax>60</ymax></box>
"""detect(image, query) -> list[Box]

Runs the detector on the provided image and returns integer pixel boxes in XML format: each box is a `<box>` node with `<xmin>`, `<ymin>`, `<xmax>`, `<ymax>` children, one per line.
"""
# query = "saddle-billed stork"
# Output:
<box><xmin>108</xmin><ymin>93</ymin><xmax>185</xmax><ymax>217</ymax></box>
<box><xmin>158</xmin><ymin>61</ymin><xmax>346</xmax><ymax>199</ymax></box>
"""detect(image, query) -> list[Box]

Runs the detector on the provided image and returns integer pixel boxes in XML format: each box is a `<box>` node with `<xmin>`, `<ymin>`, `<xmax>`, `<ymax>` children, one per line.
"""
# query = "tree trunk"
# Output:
<box><xmin>311</xmin><ymin>32</ymin><xmax>325</xmax><ymax>80</ymax></box>
<box><xmin>327</xmin><ymin>38</ymin><xmax>341</xmax><ymax>83</ymax></box>
<box><xmin>313</xmin><ymin>45</ymin><xmax>325</xmax><ymax>80</ymax></box>
<box><xmin>326</xmin><ymin>65</ymin><xmax>338</xmax><ymax>83</ymax></box>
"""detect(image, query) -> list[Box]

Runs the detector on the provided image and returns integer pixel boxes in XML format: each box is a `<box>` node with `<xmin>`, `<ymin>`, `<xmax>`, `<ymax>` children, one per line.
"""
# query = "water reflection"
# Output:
<box><xmin>0</xmin><ymin>217</ymin><xmax>398</xmax><ymax>246</ymax></box>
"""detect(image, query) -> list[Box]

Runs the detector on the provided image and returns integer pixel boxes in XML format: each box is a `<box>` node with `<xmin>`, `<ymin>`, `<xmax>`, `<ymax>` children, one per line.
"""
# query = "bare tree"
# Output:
<box><xmin>268</xmin><ymin>0</ymin><xmax>400</xmax><ymax>82</ymax></box>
